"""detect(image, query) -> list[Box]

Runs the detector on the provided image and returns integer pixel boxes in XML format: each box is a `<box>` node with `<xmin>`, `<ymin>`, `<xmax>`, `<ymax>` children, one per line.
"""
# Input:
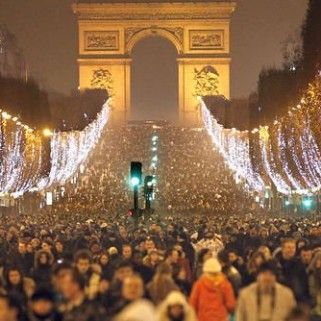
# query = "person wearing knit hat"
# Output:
<box><xmin>29</xmin><ymin>288</ymin><xmax>62</xmax><ymax>321</ymax></box>
<box><xmin>203</xmin><ymin>258</ymin><xmax>222</xmax><ymax>274</ymax></box>
<box><xmin>189</xmin><ymin>258</ymin><xmax>236</xmax><ymax>321</ymax></box>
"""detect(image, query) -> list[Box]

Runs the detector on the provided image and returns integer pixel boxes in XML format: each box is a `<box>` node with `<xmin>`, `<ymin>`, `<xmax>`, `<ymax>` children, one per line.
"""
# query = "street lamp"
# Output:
<box><xmin>43</xmin><ymin>128</ymin><xmax>53</xmax><ymax>137</ymax></box>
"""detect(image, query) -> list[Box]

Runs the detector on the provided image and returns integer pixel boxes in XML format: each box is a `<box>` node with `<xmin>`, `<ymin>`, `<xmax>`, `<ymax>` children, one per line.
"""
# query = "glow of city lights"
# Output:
<box><xmin>302</xmin><ymin>198</ymin><xmax>313</xmax><ymax>209</ymax></box>
<box><xmin>201</xmin><ymin>73</ymin><xmax>321</xmax><ymax>195</ymax></box>
<box><xmin>43</xmin><ymin>128</ymin><xmax>53</xmax><ymax>137</ymax></box>
<box><xmin>0</xmin><ymin>114</ymin><xmax>44</xmax><ymax>193</ymax></box>
<box><xmin>0</xmin><ymin>99</ymin><xmax>110</xmax><ymax>194</ymax></box>
<box><xmin>201</xmin><ymin>101</ymin><xmax>265</xmax><ymax>192</ymax></box>
<box><xmin>2</xmin><ymin>111</ymin><xmax>11</xmax><ymax>120</ymax></box>
<box><xmin>39</xmin><ymin>100</ymin><xmax>110</xmax><ymax>188</ymax></box>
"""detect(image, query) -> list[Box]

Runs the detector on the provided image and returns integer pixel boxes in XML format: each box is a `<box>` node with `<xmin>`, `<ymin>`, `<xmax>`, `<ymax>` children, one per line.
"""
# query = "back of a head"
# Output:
<box><xmin>156</xmin><ymin>262</ymin><xmax>172</xmax><ymax>276</ymax></box>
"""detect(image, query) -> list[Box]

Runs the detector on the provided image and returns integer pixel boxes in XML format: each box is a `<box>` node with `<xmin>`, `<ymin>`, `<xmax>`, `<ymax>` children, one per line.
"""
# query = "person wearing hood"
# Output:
<box><xmin>32</xmin><ymin>250</ymin><xmax>54</xmax><ymax>289</ymax></box>
<box><xmin>189</xmin><ymin>258</ymin><xmax>236</xmax><ymax>321</ymax></box>
<box><xmin>157</xmin><ymin>291</ymin><xmax>197</xmax><ymax>321</ymax></box>
<box><xmin>236</xmin><ymin>262</ymin><xmax>296</xmax><ymax>321</ymax></box>
<box><xmin>113</xmin><ymin>299</ymin><xmax>157</xmax><ymax>321</ymax></box>
<box><xmin>307</xmin><ymin>250</ymin><xmax>321</xmax><ymax>319</ymax></box>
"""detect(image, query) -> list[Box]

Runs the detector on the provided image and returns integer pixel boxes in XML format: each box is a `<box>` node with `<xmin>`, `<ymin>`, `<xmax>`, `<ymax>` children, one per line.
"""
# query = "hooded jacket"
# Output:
<box><xmin>236</xmin><ymin>282</ymin><xmax>296</xmax><ymax>321</ymax></box>
<box><xmin>113</xmin><ymin>299</ymin><xmax>157</xmax><ymax>321</ymax></box>
<box><xmin>157</xmin><ymin>291</ymin><xmax>197</xmax><ymax>321</ymax></box>
<box><xmin>189</xmin><ymin>273</ymin><xmax>236</xmax><ymax>321</ymax></box>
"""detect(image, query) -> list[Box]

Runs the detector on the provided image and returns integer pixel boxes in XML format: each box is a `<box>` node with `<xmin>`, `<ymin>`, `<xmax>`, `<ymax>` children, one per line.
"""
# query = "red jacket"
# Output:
<box><xmin>189</xmin><ymin>273</ymin><xmax>236</xmax><ymax>321</ymax></box>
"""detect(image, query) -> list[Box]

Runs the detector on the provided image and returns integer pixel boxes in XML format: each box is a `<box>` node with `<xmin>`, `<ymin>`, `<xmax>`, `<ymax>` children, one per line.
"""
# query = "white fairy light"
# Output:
<box><xmin>0</xmin><ymin>117</ymin><xmax>44</xmax><ymax>194</ymax></box>
<box><xmin>201</xmin><ymin>101</ymin><xmax>265</xmax><ymax>191</ymax></box>
<box><xmin>0</xmin><ymin>100</ymin><xmax>110</xmax><ymax>194</ymax></box>
<box><xmin>259</xmin><ymin>131</ymin><xmax>291</xmax><ymax>194</ymax></box>
<box><xmin>38</xmin><ymin>99</ymin><xmax>110</xmax><ymax>188</ymax></box>
<box><xmin>299</xmin><ymin>123</ymin><xmax>321</xmax><ymax>191</ymax></box>
<box><xmin>277</xmin><ymin>126</ymin><xmax>306</xmax><ymax>191</ymax></box>
<box><xmin>201</xmin><ymin>72</ymin><xmax>321</xmax><ymax>196</ymax></box>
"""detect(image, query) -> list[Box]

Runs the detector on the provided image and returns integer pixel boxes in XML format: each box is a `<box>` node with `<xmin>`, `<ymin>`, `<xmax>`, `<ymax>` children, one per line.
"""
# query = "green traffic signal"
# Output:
<box><xmin>130</xmin><ymin>176</ymin><xmax>140</xmax><ymax>186</ymax></box>
<box><xmin>130</xmin><ymin>161</ymin><xmax>142</xmax><ymax>186</ymax></box>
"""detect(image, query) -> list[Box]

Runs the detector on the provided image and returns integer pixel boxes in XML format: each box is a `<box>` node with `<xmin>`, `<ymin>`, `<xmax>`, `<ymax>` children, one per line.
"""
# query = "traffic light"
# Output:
<box><xmin>130</xmin><ymin>162</ymin><xmax>142</xmax><ymax>187</ymax></box>
<box><xmin>144</xmin><ymin>175</ymin><xmax>154</xmax><ymax>195</ymax></box>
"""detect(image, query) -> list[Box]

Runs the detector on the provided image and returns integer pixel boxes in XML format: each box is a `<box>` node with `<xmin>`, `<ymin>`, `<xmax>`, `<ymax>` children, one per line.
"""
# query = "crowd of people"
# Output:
<box><xmin>158</xmin><ymin>126</ymin><xmax>253</xmax><ymax>214</ymax></box>
<box><xmin>2</xmin><ymin>121</ymin><xmax>320</xmax><ymax>321</ymax></box>
<box><xmin>51</xmin><ymin>123</ymin><xmax>154</xmax><ymax>216</ymax></box>
<box><xmin>46</xmin><ymin>122</ymin><xmax>253</xmax><ymax>217</ymax></box>
<box><xmin>0</xmin><ymin>210</ymin><xmax>320</xmax><ymax>321</ymax></box>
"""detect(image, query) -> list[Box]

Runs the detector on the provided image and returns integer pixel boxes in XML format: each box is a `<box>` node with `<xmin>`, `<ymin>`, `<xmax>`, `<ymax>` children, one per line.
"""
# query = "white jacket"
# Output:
<box><xmin>236</xmin><ymin>282</ymin><xmax>296</xmax><ymax>321</ymax></box>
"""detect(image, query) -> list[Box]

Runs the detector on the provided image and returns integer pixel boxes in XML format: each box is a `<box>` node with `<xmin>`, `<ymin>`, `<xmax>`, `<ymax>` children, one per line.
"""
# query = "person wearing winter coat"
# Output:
<box><xmin>147</xmin><ymin>262</ymin><xmax>180</xmax><ymax>305</ymax></box>
<box><xmin>113</xmin><ymin>299</ymin><xmax>157</xmax><ymax>321</ymax></box>
<box><xmin>59</xmin><ymin>269</ymin><xmax>107</xmax><ymax>321</ymax></box>
<box><xmin>0</xmin><ymin>294</ymin><xmax>22</xmax><ymax>321</ymax></box>
<box><xmin>189</xmin><ymin>258</ymin><xmax>236</xmax><ymax>321</ymax></box>
<box><xmin>275</xmin><ymin>238</ymin><xmax>310</xmax><ymax>304</ymax></box>
<box><xmin>28</xmin><ymin>288</ymin><xmax>62</xmax><ymax>321</ymax></box>
<box><xmin>236</xmin><ymin>261</ymin><xmax>296</xmax><ymax>321</ymax></box>
<box><xmin>218</xmin><ymin>250</ymin><xmax>242</xmax><ymax>297</ymax></box>
<box><xmin>74</xmin><ymin>250</ymin><xmax>101</xmax><ymax>300</ymax></box>
<box><xmin>242</xmin><ymin>251</ymin><xmax>266</xmax><ymax>287</ymax></box>
<box><xmin>31</xmin><ymin>250</ymin><xmax>54</xmax><ymax>289</ymax></box>
<box><xmin>307</xmin><ymin>250</ymin><xmax>321</xmax><ymax>319</ymax></box>
<box><xmin>157</xmin><ymin>291</ymin><xmax>197</xmax><ymax>321</ymax></box>
<box><xmin>3</xmin><ymin>266</ymin><xmax>35</xmax><ymax>311</ymax></box>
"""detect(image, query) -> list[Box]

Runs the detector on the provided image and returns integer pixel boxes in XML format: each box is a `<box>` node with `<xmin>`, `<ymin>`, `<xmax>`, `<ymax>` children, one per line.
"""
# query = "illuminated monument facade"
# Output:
<box><xmin>73</xmin><ymin>1</ymin><xmax>236</xmax><ymax>125</ymax></box>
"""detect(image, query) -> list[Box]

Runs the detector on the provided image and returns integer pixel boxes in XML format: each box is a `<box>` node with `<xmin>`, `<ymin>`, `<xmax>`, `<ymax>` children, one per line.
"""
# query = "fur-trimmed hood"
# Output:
<box><xmin>157</xmin><ymin>291</ymin><xmax>197</xmax><ymax>321</ymax></box>
<box><xmin>34</xmin><ymin>250</ymin><xmax>54</xmax><ymax>269</ymax></box>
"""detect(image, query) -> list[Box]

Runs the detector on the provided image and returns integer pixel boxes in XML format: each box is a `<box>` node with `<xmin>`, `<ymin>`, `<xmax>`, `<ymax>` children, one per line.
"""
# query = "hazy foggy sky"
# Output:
<box><xmin>0</xmin><ymin>0</ymin><xmax>308</xmax><ymax>99</ymax></box>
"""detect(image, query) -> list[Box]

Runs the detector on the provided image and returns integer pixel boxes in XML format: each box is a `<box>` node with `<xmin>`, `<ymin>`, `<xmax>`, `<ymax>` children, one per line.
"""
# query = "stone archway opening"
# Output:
<box><xmin>130</xmin><ymin>36</ymin><xmax>178</xmax><ymax>122</ymax></box>
<box><xmin>73</xmin><ymin>1</ymin><xmax>236</xmax><ymax>126</ymax></box>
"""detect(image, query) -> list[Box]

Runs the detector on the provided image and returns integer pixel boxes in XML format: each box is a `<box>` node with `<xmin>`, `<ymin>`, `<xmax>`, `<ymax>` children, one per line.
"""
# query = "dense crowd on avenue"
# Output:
<box><xmin>0</xmin><ymin>210</ymin><xmax>320</xmax><ymax>321</ymax></box>
<box><xmin>52</xmin><ymin>124</ymin><xmax>253</xmax><ymax>217</ymax></box>
<box><xmin>3</xmin><ymin>122</ymin><xmax>319</xmax><ymax>321</ymax></box>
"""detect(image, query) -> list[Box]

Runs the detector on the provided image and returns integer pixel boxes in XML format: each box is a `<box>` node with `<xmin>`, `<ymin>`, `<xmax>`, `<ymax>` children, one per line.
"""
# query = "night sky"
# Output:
<box><xmin>0</xmin><ymin>0</ymin><xmax>308</xmax><ymax>117</ymax></box>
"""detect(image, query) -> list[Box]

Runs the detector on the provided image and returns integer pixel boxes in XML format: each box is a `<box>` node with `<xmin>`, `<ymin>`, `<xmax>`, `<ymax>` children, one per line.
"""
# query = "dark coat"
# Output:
<box><xmin>277</xmin><ymin>256</ymin><xmax>311</xmax><ymax>304</ymax></box>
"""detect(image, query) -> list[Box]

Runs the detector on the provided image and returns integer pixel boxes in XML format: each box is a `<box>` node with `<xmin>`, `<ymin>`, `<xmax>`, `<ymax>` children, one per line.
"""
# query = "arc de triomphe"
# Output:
<box><xmin>73</xmin><ymin>1</ymin><xmax>236</xmax><ymax>126</ymax></box>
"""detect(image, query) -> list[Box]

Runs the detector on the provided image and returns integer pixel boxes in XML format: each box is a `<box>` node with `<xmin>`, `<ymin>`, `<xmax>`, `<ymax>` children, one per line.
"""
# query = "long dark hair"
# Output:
<box><xmin>4</xmin><ymin>266</ymin><xmax>23</xmax><ymax>289</ymax></box>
